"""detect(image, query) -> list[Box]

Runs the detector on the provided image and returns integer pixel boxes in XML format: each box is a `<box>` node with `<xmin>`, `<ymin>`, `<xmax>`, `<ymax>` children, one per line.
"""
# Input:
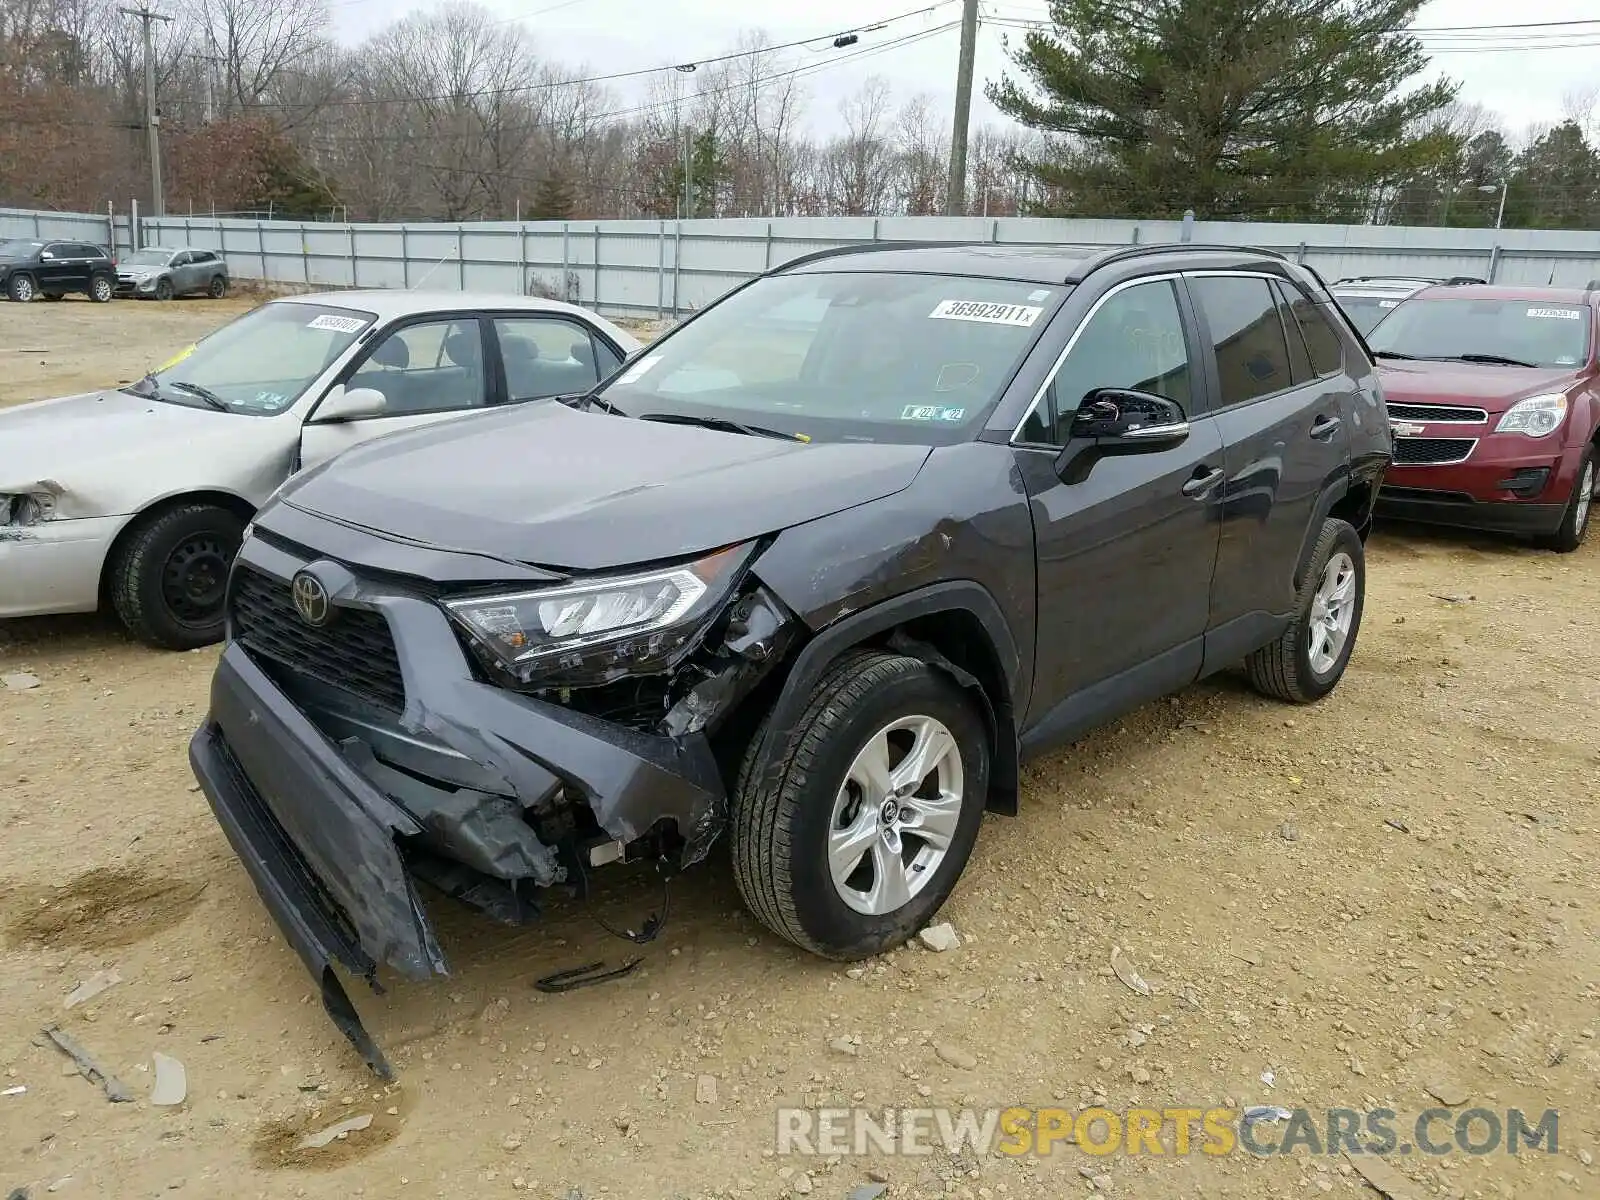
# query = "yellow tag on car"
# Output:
<box><xmin>158</xmin><ymin>344</ymin><xmax>195</xmax><ymax>371</ymax></box>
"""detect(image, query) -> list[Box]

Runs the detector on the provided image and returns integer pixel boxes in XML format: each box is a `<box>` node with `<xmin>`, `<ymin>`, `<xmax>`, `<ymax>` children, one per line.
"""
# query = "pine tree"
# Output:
<box><xmin>988</xmin><ymin>0</ymin><xmax>1459</xmax><ymax>221</ymax></box>
<box><xmin>530</xmin><ymin>169</ymin><xmax>575</xmax><ymax>220</ymax></box>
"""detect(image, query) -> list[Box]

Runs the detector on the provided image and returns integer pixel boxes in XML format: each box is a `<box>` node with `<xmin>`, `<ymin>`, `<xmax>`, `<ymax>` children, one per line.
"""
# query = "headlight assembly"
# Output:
<box><xmin>1495</xmin><ymin>393</ymin><xmax>1567</xmax><ymax>437</ymax></box>
<box><xmin>444</xmin><ymin>543</ymin><xmax>752</xmax><ymax>685</ymax></box>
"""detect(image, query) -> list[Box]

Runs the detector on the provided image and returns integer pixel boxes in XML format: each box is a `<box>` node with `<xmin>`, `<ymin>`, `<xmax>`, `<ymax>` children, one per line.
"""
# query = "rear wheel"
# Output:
<box><xmin>207</xmin><ymin>275</ymin><xmax>227</xmax><ymax>299</ymax></box>
<box><xmin>731</xmin><ymin>651</ymin><xmax>989</xmax><ymax>959</ymax></box>
<box><xmin>154</xmin><ymin>276</ymin><xmax>174</xmax><ymax>301</ymax></box>
<box><xmin>108</xmin><ymin>504</ymin><xmax>244</xmax><ymax>649</ymax></box>
<box><xmin>1246</xmin><ymin>518</ymin><xmax>1365</xmax><ymax>704</ymax></box>
<box><xmin>7</xmin><ymin>272</ymin><xmax>35</xmax><ymax>302</ymax></box>
<box><xmin>1541</xmin><ymin>447</ymin><xmax>1595</xmax><ymax>554</ymax></box>
<box><xmin>88</xmin><ymin>273</ymin><xmax>114</xmax><ymax>303</ymax></box>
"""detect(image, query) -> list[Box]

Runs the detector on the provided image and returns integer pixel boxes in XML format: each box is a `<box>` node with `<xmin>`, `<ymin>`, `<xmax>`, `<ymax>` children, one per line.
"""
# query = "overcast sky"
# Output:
<box><xmin>331</xmin><ymin>0</ymin><xmax>1600</xmax><ymax>141</ymax></box>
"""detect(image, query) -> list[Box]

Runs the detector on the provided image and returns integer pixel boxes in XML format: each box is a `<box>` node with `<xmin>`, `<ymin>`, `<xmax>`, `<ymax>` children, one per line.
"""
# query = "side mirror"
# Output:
<box><xmin>1054</xmin><ymin>388</ymin><xmax>1189</xmax><ymax>482</ymax></box>
<box><xmin>313</xmin><ymin>385</ymin><xmax>387</xmax><ymax>423</ymax></box>
<box><xmin>40</xmin><ymin>251</ymin><xmax>54</xmax><ymax>260</ymax></box>
<box><xmin>1070</xmin><ymin>388</ymin><xmax>1189</xmax><ymax>451</ymax></box>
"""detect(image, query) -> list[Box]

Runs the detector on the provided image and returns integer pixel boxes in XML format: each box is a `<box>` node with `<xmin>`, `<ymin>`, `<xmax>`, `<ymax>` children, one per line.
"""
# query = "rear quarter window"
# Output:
<box><xmin>1285</xmin><ymin>285</ymin><xmax>1346</xmax><ymax>376</ymax></box>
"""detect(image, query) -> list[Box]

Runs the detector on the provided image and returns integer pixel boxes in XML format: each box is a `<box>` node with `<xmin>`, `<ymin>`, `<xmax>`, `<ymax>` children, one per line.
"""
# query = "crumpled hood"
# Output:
<box><xmin>0</xmin><ymin>389</ymin><xmax>280</xmax><ymax>517</ymax></box>
<box><xmin>281</xmin><ymin>401</ymin><xmax>934</xmax><ymax>571</ymax></box>
<box><xmin>1378</xmin><ymin>361</ymin><xmax>1581</xmax><ymax>415</ymax></box>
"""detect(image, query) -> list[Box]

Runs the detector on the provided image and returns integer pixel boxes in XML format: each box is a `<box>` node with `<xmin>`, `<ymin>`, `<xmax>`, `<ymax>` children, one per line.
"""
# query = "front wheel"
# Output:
<box><xmin>154</xmin><ymin>276</ymin><xmax>174</xmax><ymax>301</ymax></box>
<box><xmin>1540</xmin><ymin>447</ymin><xmax>1594</xmax><ymax>553</ymax></box>
<box><xmin>7</xmin><ymin>272</ymin><xmax>35</xmax><ymax>302</ymax></box>
<box><xmin>88</xmin><ymin>273</ymin><xmax>114</xmax><ymax>303</ymax></box>
<box><xmin>108</xmin><ymin>504</ymin><xmax>245</xmax><ymax>649</ymax></box>
<box><xmin>731</xmin><ymin>651</ymin><xmax>989</xmax><ymax>959</ymax></box>
<box><xmin>1245</xmin><ymin>517</ymin><xmax>1365</xmax><ymax>704</ymax></box>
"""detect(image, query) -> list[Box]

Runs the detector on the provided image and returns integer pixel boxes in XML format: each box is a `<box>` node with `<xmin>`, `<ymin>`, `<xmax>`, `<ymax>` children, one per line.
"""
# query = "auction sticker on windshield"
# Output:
<box><xmin>929</xmin><ymin>300</ymin><xmax>1042</xmax><ymax>327</ymax></box>
<box><xmin>308</xmin><ymin>313</ymin><xmax>369</xmax><ymax>333</ymax></box>
<box><xmin>1527</xmin><ymin>308</ymin><xmax>1581</xmax><ymax>319</ymax></box>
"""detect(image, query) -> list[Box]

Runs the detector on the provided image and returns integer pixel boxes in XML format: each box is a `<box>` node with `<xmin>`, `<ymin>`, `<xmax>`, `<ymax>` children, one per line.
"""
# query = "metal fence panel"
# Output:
<box><xmin>3</xmin><ymin>207</ymin><xmax>1582</xmax><ymax>319</ymax></box>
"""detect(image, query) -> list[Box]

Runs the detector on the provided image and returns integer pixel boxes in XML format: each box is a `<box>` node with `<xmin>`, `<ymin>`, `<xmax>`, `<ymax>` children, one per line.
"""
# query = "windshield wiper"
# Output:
<box><xmin>1452</xmin><ymin>352</ymin><xmax>1540</xmax><ymax>368</ymax></box>
<box><xmin>564</xmin><ymin>390</ymin><xmax>627</xmax><ymax>416</ymax></box>
<box><xmin>1372</xmin><ymin>350</ymin><xmax>1418</xmax><ymax>360</ymax></box>
<box><xmin>637</xmin><ymin>412</ymin><xmax>805</xmax><ymax>442</ymax></box>
<box><xmin>167</xmin><ymin>380</ymin><xmax>230</xmax><ymax>411</ymax></box>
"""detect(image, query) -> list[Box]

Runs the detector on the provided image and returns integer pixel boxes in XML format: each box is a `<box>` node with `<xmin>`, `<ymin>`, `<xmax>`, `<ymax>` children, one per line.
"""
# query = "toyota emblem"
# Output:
<box><xmin>291</xmin><ymin>570</ymin><xmax>332</xmax><ymax>626</ymax></box>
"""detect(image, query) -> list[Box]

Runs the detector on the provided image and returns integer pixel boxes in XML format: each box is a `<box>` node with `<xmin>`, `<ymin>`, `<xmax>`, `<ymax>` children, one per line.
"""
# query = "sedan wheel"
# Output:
<box><xmin>109</xmin><ymin>503</ymin><xmax>245</xmax><ymax>649</ymax></box>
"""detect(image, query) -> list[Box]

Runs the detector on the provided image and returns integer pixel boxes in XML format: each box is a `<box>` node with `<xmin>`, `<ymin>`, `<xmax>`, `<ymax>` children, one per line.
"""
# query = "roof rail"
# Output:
<box><xmin>766</xmin><ymin>239</ymin><xmax>976</xmax><ymax>275</ymax></box>
<box><xmin>1065</xmin><ymin>241</ymin><xmax>1290</xmax><ymax>283</ymax></box>
<box><xmin>1442</xmin><ymin>275</ymin><xmax>1486</xmax><ymax>285</ymax></box>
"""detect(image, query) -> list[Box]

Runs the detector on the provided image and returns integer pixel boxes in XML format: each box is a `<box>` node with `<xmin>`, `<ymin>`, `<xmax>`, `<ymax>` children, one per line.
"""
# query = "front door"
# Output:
<box><xmin>298</xmin><ymin>316</ymin><xmax>491</xmax><ymax>471</ymax></box>
<box><xmin>1186</xmin><ymin>273</ymin><xmax>1353</xmax><ymax>641</ymax></box>
<box><xmin>1017</xmin><ymin>275</ymin><xmax>1225</xmax><ymax>747</ymax></box>
<box><xmin>37</xmin><ymin>244</ymin><xmax>74</xmax><ymax>291</ymax></box>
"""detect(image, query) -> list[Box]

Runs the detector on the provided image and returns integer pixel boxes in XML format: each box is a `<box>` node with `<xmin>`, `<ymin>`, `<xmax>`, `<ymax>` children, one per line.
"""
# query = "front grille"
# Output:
<box><xmin>231</xmin><ymin>566</ymin><xmax>405</xmax><ymax>713</ymax></box>
<box><xmin>1392</xmin><ymin>437</ymin><xmax>1476</xmax><ymax>466</ymax></box>
<box><xmin>1387</xmin><ymin>402</ymin><xmax>1488</xmax><ymax>424</ymax></box>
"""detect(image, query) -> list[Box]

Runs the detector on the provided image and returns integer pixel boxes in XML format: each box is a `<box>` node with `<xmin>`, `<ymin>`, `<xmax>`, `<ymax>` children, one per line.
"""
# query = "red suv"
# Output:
<box><xmin>1369</xmin><ymin>283</ymin><xmax>1600</xmax><ymax>551</ymax></box>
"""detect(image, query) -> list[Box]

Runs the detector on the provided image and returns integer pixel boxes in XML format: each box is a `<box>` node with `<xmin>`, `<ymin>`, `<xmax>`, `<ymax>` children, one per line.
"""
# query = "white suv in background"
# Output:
<box><xmin>1330</xmin><ymin>275</ymin><xmax>1485</xmax><ymax>335</ymax></box>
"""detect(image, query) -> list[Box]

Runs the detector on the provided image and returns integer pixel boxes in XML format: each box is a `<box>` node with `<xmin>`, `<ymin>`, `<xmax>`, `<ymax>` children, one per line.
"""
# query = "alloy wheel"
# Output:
<box><xmin>1307</xmin><ymin>551</ymin><xmax>1356</xmax><ymax>675</ymax></box>
<box><xmin>828</xmin><ymin>714</ymin><xmax>964</xmax><ymax>916</ymax></box>
<box><xmin>1576</xmin><ymin>460</ymin><xmax>1595</xmax><ymax>538</ymax></box>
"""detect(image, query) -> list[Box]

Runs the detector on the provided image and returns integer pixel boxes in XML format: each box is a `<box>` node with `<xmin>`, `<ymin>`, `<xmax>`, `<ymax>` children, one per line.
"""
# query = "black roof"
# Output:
<box><xmin>778</xmin><ymin>240</ymin><xmax>1293</xmax><ymax>285</ymax></box>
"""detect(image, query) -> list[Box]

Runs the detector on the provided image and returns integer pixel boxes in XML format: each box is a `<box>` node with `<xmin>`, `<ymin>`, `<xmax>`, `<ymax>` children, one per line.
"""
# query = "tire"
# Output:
<box><xmin>1539</xmin><ymin>446</ymin><xmax>1595</xmax><ymax>554</ymax></box>
<box><xmin>154</xmin><ymin>276</ymin><xmax>174</xmax><ymax>301</ymax></box>
<box><xmin>8</xmin><ymin>272</ymin><xmax>36</xmax><ymax>302</ymax></box>
<box><xmin>108</xmin><ymin>504</ymin><xmax>245</xmax><ymax>650</ymax></box>
<box><xmin>731</xmin><ymin>650</ymin><xmax>990</xmax><ymax>959</ymax></box>
<box><xmin>88</xmin><ymin>273</ymin><xmax>114</xmax><ymax>303</ymax></box>
<box><xmin>1245</xmin><ymin>517</ymin><xmax>1365</xmax><ymax>704</ymax></box>
<box><xmin>207</xmin><ymin>275</ymin><xmax>228</xmax><ymax>299</ymax></box>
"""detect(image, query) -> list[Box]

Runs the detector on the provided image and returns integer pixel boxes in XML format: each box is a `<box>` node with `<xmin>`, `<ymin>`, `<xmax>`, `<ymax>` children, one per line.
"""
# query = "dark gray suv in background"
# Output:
<box><xmin>189</xmin><ymin>242</ymin><xmax>1392</xmax><ymax>1074</ymax></box>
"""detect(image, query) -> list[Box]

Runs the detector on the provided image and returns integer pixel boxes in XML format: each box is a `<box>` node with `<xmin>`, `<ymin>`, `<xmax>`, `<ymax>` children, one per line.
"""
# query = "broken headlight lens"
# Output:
<box><xmin>1</xmin><ymin>492</ymin><xmax>55</xmax><ymax>526</ymax></box>
<box><xmin>443</xmin><ymin>544</ymin><xmax>751</xmax><ymax>682</ymax></box>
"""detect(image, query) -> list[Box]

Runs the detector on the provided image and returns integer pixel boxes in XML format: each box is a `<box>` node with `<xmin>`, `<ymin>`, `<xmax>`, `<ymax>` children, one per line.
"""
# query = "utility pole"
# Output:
<box><xmin>121</xmin><ymin>5</ymin><xmax>171</xmax><ymax>218</ymax></box>
<box><xmin>683</xmin><ymin>126</ymin><xmax>695</xmax><ymax>220</ymax></box>
<box><xmin>192</xmin><ymin>51</ymin><xmax>222</xmax><ymax>124</ymax></box>
<box><xmin>945</xmin><ymin>0</ymin><xmax>979</xmax><ymax>216</ymax></box>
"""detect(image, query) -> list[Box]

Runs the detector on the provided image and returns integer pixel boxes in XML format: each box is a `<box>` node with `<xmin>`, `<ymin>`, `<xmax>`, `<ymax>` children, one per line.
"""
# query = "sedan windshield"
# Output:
<box><xmin>122</xmin><ymin>249</ymin><xmax>172</xmax><ymax>267</ymax></box>
<box><xmin>128</xmin><ymin>301</ymin><xmax>375</xmax><ymax>415</ymax></box>
<box><xmin>1368</xmin><ymin>297</ymin><xmax>1592</xmax><ymax>368</ymax></box>
<box><xmin>596</xmin><ymin>271</ymin><xmax>1065</xmax><ymax>444</ymax></box>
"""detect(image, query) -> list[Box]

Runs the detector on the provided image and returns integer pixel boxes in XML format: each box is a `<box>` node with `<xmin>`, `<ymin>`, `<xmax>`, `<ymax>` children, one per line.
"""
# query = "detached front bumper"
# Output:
<box><xmin>190</xmin><ymin>534</ymin><xmax>731</xmax><ymax>1075</ymax></box>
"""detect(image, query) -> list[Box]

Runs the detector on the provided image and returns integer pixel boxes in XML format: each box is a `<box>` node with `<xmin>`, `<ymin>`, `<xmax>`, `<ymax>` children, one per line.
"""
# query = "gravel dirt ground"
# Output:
<box><xmin>2</xmin><ymin>298</ymin><xmax>1597</xmax><ymax>1200</ymax></box>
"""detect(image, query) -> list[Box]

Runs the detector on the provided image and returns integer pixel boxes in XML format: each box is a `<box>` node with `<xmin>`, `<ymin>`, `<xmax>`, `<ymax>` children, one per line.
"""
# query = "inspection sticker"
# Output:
<box><xmin>1527</xmin><ymin>307</ymin><xmax>1581</xmax><ymax>319</ymax></box>
<box><xmin>1378</xmin><ymin>300</ymin><xmax>1400</xmax><ymax>308</ymax></box>
<box><xmin>901</xmin><ymin>404</ymin><xmax>966</xmax><ymax>422</ymax></box>
<box><xmin>308</xmin><ymin>313</ymin><xmax>368</xmax><ymax>333</ymax></box>
<box><xmin>929</xmin><ymin>300</ymin><xmax>1042</xmax><ymax>327</ymax></box>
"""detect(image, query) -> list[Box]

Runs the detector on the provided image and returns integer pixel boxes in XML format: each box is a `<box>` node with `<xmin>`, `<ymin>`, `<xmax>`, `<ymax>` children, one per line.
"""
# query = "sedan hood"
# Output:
<box><xmin>281</xmin><ymin>402</ymin><xmax>934</xmax><ymax>571</ymax></box>
<box><xmin>1378</xmin><ymin>361</ymin><xmax>1581</xmax><ymax>415</ymax></box>
<box><xmin>0</xmin><ymin>389</ymin><xmax>279</xmax><ymax>518</ymax></box>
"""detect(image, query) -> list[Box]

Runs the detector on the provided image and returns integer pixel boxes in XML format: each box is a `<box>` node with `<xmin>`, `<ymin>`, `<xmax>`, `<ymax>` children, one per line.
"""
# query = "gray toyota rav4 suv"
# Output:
<box><xmin>189</xmin><ymin>242</ymin><xmax>1392</xmax><ymax>1074</ymax></box>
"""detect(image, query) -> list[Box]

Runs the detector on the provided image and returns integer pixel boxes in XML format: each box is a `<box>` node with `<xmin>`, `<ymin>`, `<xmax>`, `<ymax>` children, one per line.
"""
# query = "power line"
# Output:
<box><xmin>250</xmin><ymin>2</ymin><xmax>955</xmax><ymax>112</ymax></box>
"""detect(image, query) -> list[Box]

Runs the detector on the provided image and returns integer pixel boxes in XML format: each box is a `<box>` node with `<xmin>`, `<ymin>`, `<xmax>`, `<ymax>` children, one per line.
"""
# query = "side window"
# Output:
<box><xmin>493</xmin><ymin>317</ymin><xmax>604</xmax><ymax>402</ymax></box>
<box><xmin>1283</xmin><ymin>284</ymin><xmax>1346</xmax><ymax>377</ymax></box>
<box><xmin>348</xmin><ymin>318</ymin><xmax>486</xmax><ymax>414</ymax></box>
<box><xmin>1020</xmin><ymin>279</ymin><xmax>1191</xmax><ymax>445</ymax></box>
<box><xmin>191</xmin><ymin>251</ymin><xmax>213</xmax><ymax>264</ymax></box>
<box><xmin>1189</xmin><ymin>276</ymin><xmax>1294</xmax><ymax>406</ymax></box>
<box><xmin>41</xmin><ymin>243</ymin><xmax>64</xmax><ymax>258</ymax></box>
<box><xmin>1270</xmin><ymin>280</ymin><xmax>1313</xmax><ymax>385</ymax></box>
<box><xmin>171</xmin><ymin>251</ymin><xmax>191</xmax><ymax>266</ymax></box>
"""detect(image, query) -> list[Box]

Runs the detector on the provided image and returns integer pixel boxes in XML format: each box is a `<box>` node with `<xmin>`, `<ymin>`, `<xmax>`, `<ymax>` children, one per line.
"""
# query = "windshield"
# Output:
<box><xmin>1368</xmin><ymin>297</ymin><xmax>1593</xmax><ymax>368</ymax></box>
<box><xmin>122</xmin><ymin>249</ymin><xmax>172</xmax><ymax>267</ymax></box>
<box><xmin>0</xmin><ymin>239</ymin><xmax>42</xmax><ymax>259</ymax></box>
<box><xmin>1334</xmin><ymin>294</ymin><xmax>1407</xmax><ymax>336</ymax></box>
<box><xmin>596</xmin><ymin>270</ymin><xmax>1065</xmax><ymax>444</ymax></box>
<box><xmin>127</xmin><ymin>301</ymin><xmax>375</xmax><ymax>415</ymax></box>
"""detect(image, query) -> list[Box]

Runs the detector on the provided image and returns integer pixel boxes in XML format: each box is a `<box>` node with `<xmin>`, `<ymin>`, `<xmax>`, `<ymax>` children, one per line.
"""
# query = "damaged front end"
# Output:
<box><xmin>189</xmin><ymin>520</ymin><xmax>797</xmax><ymax>1076</ymax></box>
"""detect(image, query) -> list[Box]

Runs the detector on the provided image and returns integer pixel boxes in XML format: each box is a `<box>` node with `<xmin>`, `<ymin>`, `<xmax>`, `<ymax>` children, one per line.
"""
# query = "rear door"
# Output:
<box><xmin>1187</xmin><ymin>272</ymin><xmax>1352</xmax><ymax>665</ymax></box>
<box><xmin>489</xmin><ymin>314</ymin><xmax>623</xmax><ymax>404</ymax></box>
<box><xmin>1017</xmin><ymin>274</ymin><xmax>1225</xmax><ymax>744</ymax></box>
<box><xmin>298</xmin><ymin>315</ymin><xmax>491</xmax><ymax>470</ymax></box>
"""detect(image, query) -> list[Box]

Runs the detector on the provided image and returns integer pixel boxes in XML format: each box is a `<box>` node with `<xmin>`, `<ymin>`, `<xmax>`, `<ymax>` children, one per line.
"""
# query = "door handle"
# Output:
<box><xmin>1181</xmin><ymin>466</ymin><xmax>1225</xmax><ymax>498</ymax></box>
<box><xmin>1310</xmin><ymin>414</ymin><xmax>1342</xmax><ymax>439</ymax></box>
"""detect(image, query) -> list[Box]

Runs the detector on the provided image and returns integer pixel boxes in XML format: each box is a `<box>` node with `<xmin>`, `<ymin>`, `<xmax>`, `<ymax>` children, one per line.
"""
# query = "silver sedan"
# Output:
<box><xmin>1</xmin><ymin>290</ymin><xmax>641</xmax><ymax>648</ymax></box>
